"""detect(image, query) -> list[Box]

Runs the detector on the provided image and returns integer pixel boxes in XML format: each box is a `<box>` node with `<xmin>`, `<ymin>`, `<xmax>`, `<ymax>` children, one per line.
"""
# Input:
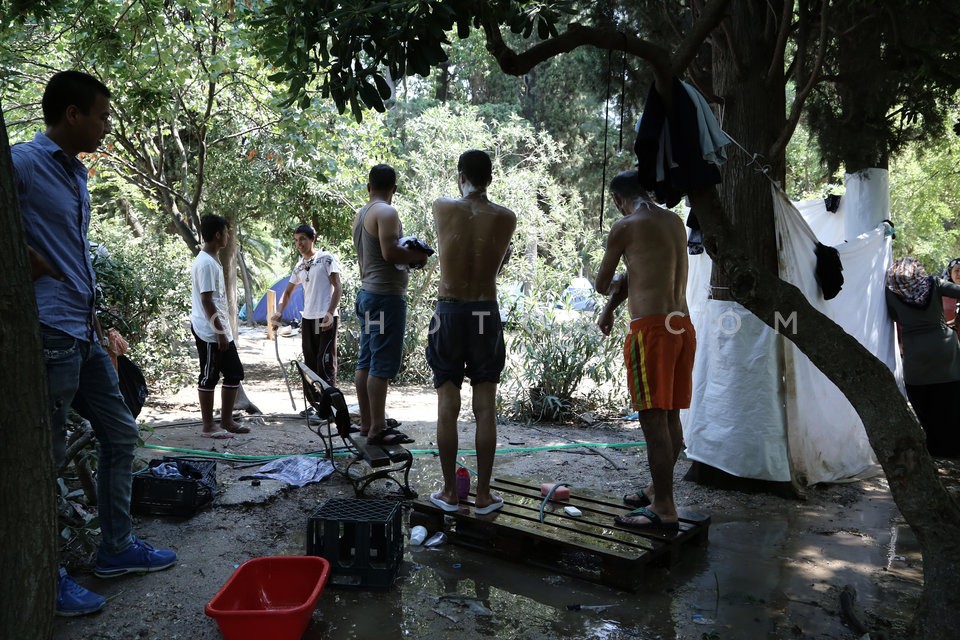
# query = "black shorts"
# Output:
<box><xmin>426</xmin><ymin>300</ymin><xmax>505</xmax><ymax>388</ymax></box>
<box><xmin>193</xmin><ymin>327</ymin><xmax>245</xmax><ymax>390</ymax></box>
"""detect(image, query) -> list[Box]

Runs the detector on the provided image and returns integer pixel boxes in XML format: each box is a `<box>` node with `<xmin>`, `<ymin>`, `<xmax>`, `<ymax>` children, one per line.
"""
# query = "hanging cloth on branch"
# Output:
<box><xmin>634</xmin><ymin>77</ymin><xmax>730</xmax><ymax>208</ymax></box>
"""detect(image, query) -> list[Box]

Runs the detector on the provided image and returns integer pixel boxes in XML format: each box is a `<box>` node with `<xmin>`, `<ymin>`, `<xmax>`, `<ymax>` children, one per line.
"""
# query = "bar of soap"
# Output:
<box><xmin>563</xmin><ymin>506</ymin><xmax>582</xmax><ymax>517</ymax></box>
<box><xmin>540</xmin><ymin>483</ymin><xmax>570</xmax><ymax>501</ymax></box>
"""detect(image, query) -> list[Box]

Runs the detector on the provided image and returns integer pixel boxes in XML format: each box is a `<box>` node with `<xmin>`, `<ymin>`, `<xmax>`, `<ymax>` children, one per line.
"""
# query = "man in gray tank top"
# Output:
<box><xmin>351</xmin><ymin>164</ymin><xmax>431</xmax><ymax>445</ymax></box>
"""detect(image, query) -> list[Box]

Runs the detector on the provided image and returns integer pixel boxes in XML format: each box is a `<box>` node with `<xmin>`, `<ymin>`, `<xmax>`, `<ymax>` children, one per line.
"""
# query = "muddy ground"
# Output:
<box><xmin>52</xmin><ymin>327</ymin><xmax>952</xmax><ymax>640</ymax></box>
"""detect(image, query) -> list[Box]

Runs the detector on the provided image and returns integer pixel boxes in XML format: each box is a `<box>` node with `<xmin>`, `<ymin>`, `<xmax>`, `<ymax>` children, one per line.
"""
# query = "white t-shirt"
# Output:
<box><xmin>190</xmin><ymin>251</ymin><xmax>233</xmax><ymax>342</ymax></box>
<box><xmin>289</xmin><ymin>251</ymin><xmax>341</xmax><ymax>320</ymax></box>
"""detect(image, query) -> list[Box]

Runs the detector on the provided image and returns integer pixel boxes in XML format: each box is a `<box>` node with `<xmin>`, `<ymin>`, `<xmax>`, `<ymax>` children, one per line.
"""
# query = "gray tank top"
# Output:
<box><xmin>352</xmin><ymin>202</ymin><xmax>409</xmax><ymax>296</ymax></box>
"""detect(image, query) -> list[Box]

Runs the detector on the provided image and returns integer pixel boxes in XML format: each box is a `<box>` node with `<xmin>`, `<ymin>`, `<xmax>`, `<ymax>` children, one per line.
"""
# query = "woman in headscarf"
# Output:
<box><xmin>886</xmin><ymin>257</ymin><xmax>960</xmax><ymax>456</ymax></box>
<box><xmin>942</xmin><ymin>257</ymin><xmax>960</xmax><ymax>330</ymax></box>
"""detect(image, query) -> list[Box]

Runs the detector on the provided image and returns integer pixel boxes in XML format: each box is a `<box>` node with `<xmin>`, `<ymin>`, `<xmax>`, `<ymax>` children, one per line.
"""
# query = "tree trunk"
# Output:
<box><xmin>236</xmin><ymin>249</ymin><xmax>256</xmax><ymax>328</ymax></box>
<box><xmin>120</xmin><ymin>198</ymin><xmax>144</xmax><ymax>238</ymax></box>
<box><xmin>711</xmin><ymin>0</ymin><xmax>784</xmax><ymax>287</ymax></box>
<box><xmin>435</xmin><ymin>63</ymin><xmax>451</xmax><ymax>102</ymax></box>
<box><xmin>836</xmin><ymin>6</ymin><xmax>890</xmax><ymax>171</ymax></box>
<box><xmin>0</xmin><ymin>103</ymin><xmax>56</xmax><ymax>640</ymax></box>
<box><xmin>220</xmin><ymin>217</ymin><xmax>240</xmax><ymax>342</ymax></box>
<box><xmin>219</xmin><ymin>218</ymin><xmax>260</xmax><ymax>414</ymax></box>
<box><xmin>687</xmin><ymin>0</ymin><xmax>788</xmax><ymax>484</ymax></box>
<box><xmin>826</xmin><ymin>8</ymin><xmax>959</xmax><ymax>637</ymax></box>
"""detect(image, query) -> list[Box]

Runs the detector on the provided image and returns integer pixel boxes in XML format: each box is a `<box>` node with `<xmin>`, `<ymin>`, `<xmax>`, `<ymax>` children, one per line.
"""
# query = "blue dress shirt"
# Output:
<box><xmin>13</xmin><ymin>132</ymin><xmax>98</xmax><ymax>341</ymax></box>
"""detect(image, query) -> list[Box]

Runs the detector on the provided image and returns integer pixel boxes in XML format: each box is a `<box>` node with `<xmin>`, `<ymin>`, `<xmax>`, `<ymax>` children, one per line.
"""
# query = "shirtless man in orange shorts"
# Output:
<box><xmin>596</xmin><ymin>170</ymin><xmax>695</xmax><ymax>531</ymax></box>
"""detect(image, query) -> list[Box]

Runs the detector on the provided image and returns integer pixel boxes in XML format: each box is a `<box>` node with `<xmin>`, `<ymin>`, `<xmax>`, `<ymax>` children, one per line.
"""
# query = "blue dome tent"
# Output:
<box><xmin>250</xmin><ymin>276</ymin><xmax>303</xmax><ymax>324</ymax></box>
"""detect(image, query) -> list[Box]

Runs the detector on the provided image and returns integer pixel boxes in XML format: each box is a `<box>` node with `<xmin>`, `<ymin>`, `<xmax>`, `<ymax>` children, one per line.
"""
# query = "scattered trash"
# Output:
<box><xmin>438</xmin><ymin>595</ymin><xmax>493</xmax><ymax>616</ymax></box>
<box><xmin>451</xmin><ymin>563</ymin><xmax>461</xmax><ymax>569</ymax></box>
<box><xmin>410</xmin><ymin>525</ymin><xmax>427</xmax><ymax>546</ymax></box>
<box><xmin>691</xmin><ymin>614</ymin><xmax>715</xmax><ymax>625</ymax></box>
<box><xmin>431</xmin><ymin>607</ymin><xmax>458</xmax><ymax>623</ymax></box>
<box><xmin>566</xmin><ymin>603</ymin><xmax>613</xmax><ymax>612</ymax></box>
<box><xmin>424</xmin><ymin>532</ymin><xmax>447</xmax><ymax>547</ymax></box>
<box><xmin>237</xmin><ymin>456</ymin><xmax>334</xmax><ymax>487</ymax></box>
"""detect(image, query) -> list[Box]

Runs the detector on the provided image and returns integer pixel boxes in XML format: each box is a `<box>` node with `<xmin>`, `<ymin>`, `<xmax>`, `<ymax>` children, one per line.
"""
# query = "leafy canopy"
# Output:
<box><xmin>250</xmin><ymin>0</ymin><xmax>575</xmax><ymax>118</ymax></box>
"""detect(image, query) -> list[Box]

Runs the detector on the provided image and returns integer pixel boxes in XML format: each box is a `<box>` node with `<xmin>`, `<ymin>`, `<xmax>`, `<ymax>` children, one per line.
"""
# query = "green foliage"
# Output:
<box><xmin>498</xmin><ymin>303</ymin><xmax>626</xmax><ymax>421</ymax></box>
<box><xmin>249</xmin><ymin>0</ymin><xmax>576</xmax><ymax>117</ymax></box>
<box><xmin>89</xmin><ymin>215</ymin><xmax>193</xmax><ymax>392</ymax></box>
<box><xmin>805</xmin><ymin>1</ymin><xmax>960</xmax><ymax>172</ymax></box>
<box><xmin>889</xmin><ymin>126</ymin><xmax>960</xmax><ymax>270</ymax></box>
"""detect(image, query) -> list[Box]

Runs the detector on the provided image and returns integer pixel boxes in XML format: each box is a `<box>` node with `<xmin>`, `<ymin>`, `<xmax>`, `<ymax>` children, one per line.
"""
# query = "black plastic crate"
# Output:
<box><xmin>131</xmin><ymin>457</ymin><xmax>216</xmax><ymax>517</ymax></box>
<box><xmin>306</xmin><ymin>498</ymin><xmax>402</xmax><ymax>589</ymax></box>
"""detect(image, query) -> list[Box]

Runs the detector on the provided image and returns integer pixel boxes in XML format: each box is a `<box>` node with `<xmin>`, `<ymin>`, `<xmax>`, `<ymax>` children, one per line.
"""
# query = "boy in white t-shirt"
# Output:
<box><xmin>272</xmin><ymin>223</ymin><xmax>342</xmax><ymax>386</ymax></box>
<box><xmin>190</xmin><ymin>214</ymin><xmax>249</xmax><ymax>438</ymax></box>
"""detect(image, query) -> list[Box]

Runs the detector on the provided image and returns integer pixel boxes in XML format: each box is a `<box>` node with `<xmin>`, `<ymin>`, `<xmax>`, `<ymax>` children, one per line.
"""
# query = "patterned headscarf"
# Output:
<box><xmin>944</xmin><ymin>257</ymin><xmax>960</xmax><ymax>284</ymax></box>
<box><xmin>886</xmin><ymin>257</ymin><xmax>932</xmax><ymax>307</ymax></box>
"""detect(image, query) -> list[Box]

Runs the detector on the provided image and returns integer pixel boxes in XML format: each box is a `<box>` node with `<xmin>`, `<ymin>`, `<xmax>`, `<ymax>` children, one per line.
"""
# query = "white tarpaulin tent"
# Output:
<box><xmin>682</xmin><ymin>169</ymin><xmax>900</xmax><ymax>485</ymax></box>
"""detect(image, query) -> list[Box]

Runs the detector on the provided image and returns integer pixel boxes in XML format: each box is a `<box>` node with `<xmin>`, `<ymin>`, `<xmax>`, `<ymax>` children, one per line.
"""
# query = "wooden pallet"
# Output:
<box><xmin>411</xmin><ymin>476</ymin><xmax>709</xmax><ymax>591</ymax></box>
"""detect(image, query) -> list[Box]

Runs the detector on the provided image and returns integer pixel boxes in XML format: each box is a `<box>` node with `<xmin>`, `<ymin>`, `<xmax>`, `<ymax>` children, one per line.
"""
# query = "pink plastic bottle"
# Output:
<box><xmin>540</xmin><ymin>483</ymin><xmax>570</xmax><ymax>501</ymax></box>
<box><xmin>456</xmin><ymin>467</ymin><xmax>471</xmax><ymax>499</ymax></box>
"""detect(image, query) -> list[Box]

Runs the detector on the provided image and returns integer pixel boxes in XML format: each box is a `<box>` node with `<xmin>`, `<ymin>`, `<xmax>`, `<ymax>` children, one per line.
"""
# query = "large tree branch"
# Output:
<box><xmin>482</xmin><ymin>0</ymin><xmax>733</xmax><ymax>82</ymax></box>
<box><xmin>672</xmin><ymin>0</ymin><xmax>735</xmax><ymax>75</ymax></box>
<box><xmin>766</xmin><ymin>0</ymin><xmax>795</xmax><ymax>81</ymax></box>
<box><xmin>483</xmin><ymin>21</ymin><xmax>671</xmax><ymax>77</ymax></box>
<box><xmin>769</xmin><ymin>0</ymin><xmax>829</xmax><ymax>159</ymax></box>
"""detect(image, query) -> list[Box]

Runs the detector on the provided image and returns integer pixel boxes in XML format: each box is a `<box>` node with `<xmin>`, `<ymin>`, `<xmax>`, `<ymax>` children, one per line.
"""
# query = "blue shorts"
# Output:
<box><xmin>355</xmin><ymin>289</ymin><xmax>407</xmax><ymax>380</ymax></box>
<box><xmin>426</xmin><ymin>300</ymin><xmax>505</xmax><ymax>388</ymax></box>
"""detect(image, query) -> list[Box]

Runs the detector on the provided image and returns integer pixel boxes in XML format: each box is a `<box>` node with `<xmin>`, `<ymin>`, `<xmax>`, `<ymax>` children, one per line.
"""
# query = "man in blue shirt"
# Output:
<box><xmin>13</xmin><ymin>71</ymin><xmax>177</xmax><ymax>617</ymax></box>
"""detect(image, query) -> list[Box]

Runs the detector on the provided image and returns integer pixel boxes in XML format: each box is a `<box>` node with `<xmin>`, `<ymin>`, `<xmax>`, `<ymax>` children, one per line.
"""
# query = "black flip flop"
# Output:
<box><xmin>623</xmin><ymin>490</ymin><xmax>651</xmax><ymax>508</ymax></box>
<box><xmin>613</xmin><ymin>506</ymin><xmax>679</xmax><ymax>532</ymax></box>
<box><xmin>383</xmin><ymin>427</ymin><xmax>414</xmax><ymax>444</ymax></box>
<box><xmin>365</xmin><ymin>430</ymin><xmax>403</xmax><ymax>445</ymax></box>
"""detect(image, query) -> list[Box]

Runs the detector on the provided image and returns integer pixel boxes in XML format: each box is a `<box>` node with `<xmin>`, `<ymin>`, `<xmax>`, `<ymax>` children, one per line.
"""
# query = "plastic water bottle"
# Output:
<box><xmin>410</xmin><ymin>525</ymin><xmax>427</xmax><ymax>546</ymax></box>
<box><xmin>456</xmin><ymin>467</ymin><xmax>471</xmax><ymax>500</ymax></box>
<box><xmin>424</xmin><ymin>531</ymin><xmax>447</xmax><ymax>547</ymax></box>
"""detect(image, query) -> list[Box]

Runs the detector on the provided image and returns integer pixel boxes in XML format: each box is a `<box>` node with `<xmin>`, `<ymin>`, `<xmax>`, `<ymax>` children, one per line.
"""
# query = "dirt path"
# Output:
<box><xmin>53</xmin><ymin>327</ymin><xmax>930</xmax><ymax>640</ymax></box>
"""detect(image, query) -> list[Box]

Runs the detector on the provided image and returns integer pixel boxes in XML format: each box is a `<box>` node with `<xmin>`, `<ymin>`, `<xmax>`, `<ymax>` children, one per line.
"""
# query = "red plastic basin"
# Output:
<box><xmin>205</xmin><ymin>556</ymin><xmax>330</xmax><ymax>640</ymax></box>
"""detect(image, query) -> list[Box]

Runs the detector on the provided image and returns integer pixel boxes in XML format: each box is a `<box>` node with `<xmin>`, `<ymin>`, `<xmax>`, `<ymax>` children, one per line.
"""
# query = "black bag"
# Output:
<box><xmin>116</xmin><ymin>354</ymin><xmax>148</xmax><ymax>417</ymax></box>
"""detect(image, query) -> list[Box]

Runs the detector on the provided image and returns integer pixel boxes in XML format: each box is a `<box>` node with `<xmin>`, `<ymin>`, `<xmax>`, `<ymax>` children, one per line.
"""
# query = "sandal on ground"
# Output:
<box><xmin>474</xmin><ymin>495</ymin><xmax>504</xmax><ymax>515</ymax></box>
<box><xmin>201</xmin><ymin>430</ymin><xmax>234</xmax><ymax>439</ymax></box>
<box><xmin>366</xmin><ymin>428</ymin><xmax>407</xmax><ymax>446</ymax></box>
<box><xmin>613</xmin><ymin>506</ymin><xmax>679</xmax><ymax>532</ymax></box>
<box><xmin>383</xmin><ymin>427</ymin><xmax>414</xmax><ymax>443</ymax></box>
<box><xmin>429</xmin><ymin>491</ymin><xmax>460</xmax><ymax>512</ymax></box>
<box><xmin>623</xmin><ymin>489</ymin><xmax>651</xmax><ymax>508</ymax></box>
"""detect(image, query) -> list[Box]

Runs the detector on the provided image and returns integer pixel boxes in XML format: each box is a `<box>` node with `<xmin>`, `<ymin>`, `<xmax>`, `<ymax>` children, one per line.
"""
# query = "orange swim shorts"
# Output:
<box><xmin>623</xmin><ymin>313</ymin><xmax>696</xmax><ymax>411</ymax></box>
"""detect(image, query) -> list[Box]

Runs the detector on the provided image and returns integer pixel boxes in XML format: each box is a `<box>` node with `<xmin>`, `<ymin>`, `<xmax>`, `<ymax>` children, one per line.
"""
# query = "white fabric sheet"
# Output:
<box><xmin>775</xmin><ymin>183</ymin><xmax>898</xmax><ymax>484</ymax></box>
<box><xmin>682</xmin><ymin>170</ymin><xmax>899</xmax><ymax>484</ymax></box>
<box><xmin>683</xmin><ymin>300</ymin><xmax>791</xmax><ymax>481</ymax></box>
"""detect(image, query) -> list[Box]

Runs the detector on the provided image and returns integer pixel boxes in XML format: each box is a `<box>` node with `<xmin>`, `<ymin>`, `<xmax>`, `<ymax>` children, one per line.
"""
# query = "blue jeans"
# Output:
<box><xmin>42</xmin><ymin>325</ymin><xmax>137</xmax><ymax>554</ymax></box>
<box><xmin>355</xmin><ymin>289</ymin><xmax>407</xmax><ymax>379</ymax></box>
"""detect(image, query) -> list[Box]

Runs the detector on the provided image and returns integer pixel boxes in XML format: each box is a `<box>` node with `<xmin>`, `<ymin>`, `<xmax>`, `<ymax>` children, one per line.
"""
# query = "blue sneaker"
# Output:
<box><xmin>94</xmin><ymin>537</ymin><xmax>177</xmax><ymax>578</ymax></box>
<box><xmin>56</xmin><ymin>568</ymin><xmax>105</xmax><ymax>617</ymax></box>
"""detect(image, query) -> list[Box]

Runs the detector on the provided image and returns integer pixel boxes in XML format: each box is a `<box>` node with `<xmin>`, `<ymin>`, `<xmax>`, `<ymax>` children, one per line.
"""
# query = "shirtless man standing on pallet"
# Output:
<box><xmin>427</xmin><ymin>149</ymin><xmax>516</xmax><ymax>515</ymax></box>
<box><xmin>596</xmin><ymin>169</ymin><xmax>695</xmax><ymax>532</ymax></box>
